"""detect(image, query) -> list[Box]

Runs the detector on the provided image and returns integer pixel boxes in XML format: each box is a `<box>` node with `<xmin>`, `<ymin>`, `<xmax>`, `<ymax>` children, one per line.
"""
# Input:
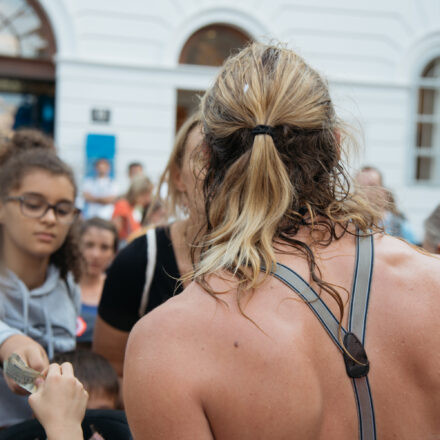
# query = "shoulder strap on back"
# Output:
<box><xmin>138</xmin><ymin>228</ymin><xmax>157</xmax><ymax>318</ymax></box>
<box><xmin>270</xmin><ymin>230</ymin><xmax>376</xmax><ymax>440</ymax></box>
<box><xmin>348</xmin><ymin>231</ymin><xmax>376</xmax><ymax>440</ymax></box>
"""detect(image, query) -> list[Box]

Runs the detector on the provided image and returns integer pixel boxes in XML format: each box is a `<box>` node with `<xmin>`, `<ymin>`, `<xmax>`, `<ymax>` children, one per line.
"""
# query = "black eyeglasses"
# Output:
<box><xmin>5</xmin><ymin>194</ymin><xmax>80</xmax><ymax>225</ymax></box>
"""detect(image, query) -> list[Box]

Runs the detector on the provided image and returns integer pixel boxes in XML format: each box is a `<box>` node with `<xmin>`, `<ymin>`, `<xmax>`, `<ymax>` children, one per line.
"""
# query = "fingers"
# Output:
<box><xmin>26</xmin><ymin>345</ymin><xmax>49</xmax><ymax>373</ymax></box>
<box><xmin>60</xmin><ymin>362</ymin><xmax>74</xmax><ymax>377</ymax></box>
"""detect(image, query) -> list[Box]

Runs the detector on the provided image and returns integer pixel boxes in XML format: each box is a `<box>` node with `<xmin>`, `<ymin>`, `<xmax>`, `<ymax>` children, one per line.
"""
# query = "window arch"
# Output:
<box><xmin>179</xmin><ymin>24</ymin><xmax>251</xmax><ymax>67</ymax></box>
<box><xmin>0</xmin><ymin>0</ymin><xmax>56</xmax><ymax>136</ymax></box>
<box><xmin>414</xmin><ymin>57</ymin><xmax>440</xmax><ymax>183</ymax></box>
<box><xmin>176</xmin><ymin>23</ymin><xmax>252</xmax><ymax>131</ymax></box>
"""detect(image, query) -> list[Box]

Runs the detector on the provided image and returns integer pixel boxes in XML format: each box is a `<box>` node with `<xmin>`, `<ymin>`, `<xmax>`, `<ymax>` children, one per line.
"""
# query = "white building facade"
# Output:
<box><xmin>2</xmin><ymin>0</ymin><xmax>440</xmax><ymax>239</ymax></box>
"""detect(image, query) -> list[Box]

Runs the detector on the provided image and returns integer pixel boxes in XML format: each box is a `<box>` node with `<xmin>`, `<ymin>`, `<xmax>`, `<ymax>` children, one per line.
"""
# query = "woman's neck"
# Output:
<box><xmin>3</xmin><ymin>243</ymin><xmax>50</xmax><ymax>290</ymax></box>
<box><xmin>80</xmin><ymin>272</ymin><xmax>106</xmax><ymax>305</ymax></box>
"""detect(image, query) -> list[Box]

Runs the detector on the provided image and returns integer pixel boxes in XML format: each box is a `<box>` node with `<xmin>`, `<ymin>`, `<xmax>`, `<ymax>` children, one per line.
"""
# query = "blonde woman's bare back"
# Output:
<box><xmin>124</xmin><ymin>232</ymin><xmax>440</xmax><ymax>439</ymax></box>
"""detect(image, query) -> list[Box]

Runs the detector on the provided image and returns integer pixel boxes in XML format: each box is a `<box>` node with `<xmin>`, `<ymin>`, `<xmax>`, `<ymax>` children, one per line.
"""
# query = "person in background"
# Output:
<box><xmin>93</xmin><ymin>112</ymin><xmax>202</xmax><ymax>377</ymax></box>
<box><xmin>76</xmin><ymin>218</ymin><xmax>118</xmax><ymax>348</ymax></box>
<box><xmin>127</xmin><ymin>162</ymin><xmax>144</xmax><ymax>180</ymax></box>
<box><xmin>53</xmin><ymin>350</ymin><xmax>119</xmax><ymax>410</ymax></box>
<box><xmin>0</xmin><ymin>144</ymin><xmax>82</xmax><ymax>427</ymax></box>
<box><xmin>83</xmin><ymin>158</ymin><xmax>118</xmax><ymax>220</ymax></box>
<box><xmin>423</xmin><ymin>204</ymin><xmax>440</xmax><ymax>254</ymax></box>
<box><xmin>111</xmin><ymin>175</ymin><xmax>153</xmax><ymax>245</ymax></box>
<box><xmin>355</xmin><ymin>165</ymin><xmax>417</xmax><ymax>243</ymax></box>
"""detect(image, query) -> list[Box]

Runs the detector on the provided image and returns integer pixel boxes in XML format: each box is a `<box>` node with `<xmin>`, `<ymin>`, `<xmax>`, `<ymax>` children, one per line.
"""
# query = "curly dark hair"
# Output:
<box><xmin>0</xmin><ymin>143</ymin><xmax>82</xmax><ymax>281</ymax></box>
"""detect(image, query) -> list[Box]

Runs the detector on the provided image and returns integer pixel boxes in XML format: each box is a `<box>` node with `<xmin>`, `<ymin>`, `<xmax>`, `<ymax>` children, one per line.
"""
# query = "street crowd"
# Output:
<box><xmin>0</xmin><ymin>43</ymin><xmax>439</xmax><ymax>440</ymax></box>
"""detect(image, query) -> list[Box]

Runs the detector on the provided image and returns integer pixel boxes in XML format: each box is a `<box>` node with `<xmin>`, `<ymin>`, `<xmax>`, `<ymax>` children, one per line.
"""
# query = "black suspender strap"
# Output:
<box><xmin>271</xmin><ymin>230</ymin><xmax>376</xmax><ymax>440</ymax></box>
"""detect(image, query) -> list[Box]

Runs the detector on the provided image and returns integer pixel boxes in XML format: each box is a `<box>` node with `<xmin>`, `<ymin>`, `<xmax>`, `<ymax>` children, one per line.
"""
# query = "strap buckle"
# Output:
<box><xmin>343</xmin><ymin>332</ymin><xmax>370</xmax><ymax>378</ymax></box>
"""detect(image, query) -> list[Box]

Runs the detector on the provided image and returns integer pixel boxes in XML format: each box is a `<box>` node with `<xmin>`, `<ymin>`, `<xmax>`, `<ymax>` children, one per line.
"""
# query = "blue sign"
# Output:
<box><xmin>85</xmin><ymin>133</ymin><xmax>116</xmax><ymax>178</ymax></box>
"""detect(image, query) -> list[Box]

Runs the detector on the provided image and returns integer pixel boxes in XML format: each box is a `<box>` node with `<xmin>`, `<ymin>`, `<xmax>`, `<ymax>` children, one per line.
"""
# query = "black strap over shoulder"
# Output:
<box><xmin>270</xmin><ymin>230</ymin><xmax>376</xmax><ymax>440</ymax></box>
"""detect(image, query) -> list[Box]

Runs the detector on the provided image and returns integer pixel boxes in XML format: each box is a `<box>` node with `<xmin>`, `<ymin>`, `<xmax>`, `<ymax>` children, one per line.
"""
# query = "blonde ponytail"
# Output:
<box><xmin>193</xmin><ymin>42</ymin><xmax>381</xmax><ymax>316</ymax></box>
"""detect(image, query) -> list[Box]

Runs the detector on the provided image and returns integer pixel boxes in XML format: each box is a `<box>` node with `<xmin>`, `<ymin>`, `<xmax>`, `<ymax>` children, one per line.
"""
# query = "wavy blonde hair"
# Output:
<box><xmin>193</xmin><ymin>43</ymin><xmax>381</xmax><ymax>325</ymax></box>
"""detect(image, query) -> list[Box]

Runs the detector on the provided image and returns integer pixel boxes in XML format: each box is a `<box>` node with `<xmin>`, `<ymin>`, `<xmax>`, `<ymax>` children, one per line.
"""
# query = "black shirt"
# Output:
<box><xmin>98</xmin><ymin>226</ymin><xmax>183</xmax><ymax>332</ymax></box>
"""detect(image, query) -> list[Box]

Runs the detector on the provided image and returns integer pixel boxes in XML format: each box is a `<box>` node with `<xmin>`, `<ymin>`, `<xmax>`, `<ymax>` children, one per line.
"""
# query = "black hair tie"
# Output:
<box><xmin>251</xmin><ymin>125</ymin><xmax>275</xmax><ymax>138</ymax></box>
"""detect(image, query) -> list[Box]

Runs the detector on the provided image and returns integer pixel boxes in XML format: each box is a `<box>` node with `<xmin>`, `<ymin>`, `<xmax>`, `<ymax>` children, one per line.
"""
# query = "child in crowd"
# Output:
<box><xmin>77</xmin><ymin>218</ymin><xmax>118</xmax><ymax>348</ymax></box>
<box><xmin>53</xmin><ymin>350</ymin><xmax>119</xmax><ymax>410</ymax></box>
<box><xmin>0</xmin><ymin>138</ymin><xmax>82</xmax><ymax>427</ymax></box>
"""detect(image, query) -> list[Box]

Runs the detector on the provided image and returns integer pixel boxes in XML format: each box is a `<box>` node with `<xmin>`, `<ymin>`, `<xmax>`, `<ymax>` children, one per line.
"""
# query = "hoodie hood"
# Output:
<box><xmin>0</xmin><ymin>265</ymin><xmax>80</xmax><ymax>359</ymax></box>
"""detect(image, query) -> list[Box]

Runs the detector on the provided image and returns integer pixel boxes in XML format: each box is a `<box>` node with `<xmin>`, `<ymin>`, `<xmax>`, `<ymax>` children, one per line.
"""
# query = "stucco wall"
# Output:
<box><xmin>39</xmin><ymin>0</ymin><xmax>440</xmax><ymax>239</ymax></box>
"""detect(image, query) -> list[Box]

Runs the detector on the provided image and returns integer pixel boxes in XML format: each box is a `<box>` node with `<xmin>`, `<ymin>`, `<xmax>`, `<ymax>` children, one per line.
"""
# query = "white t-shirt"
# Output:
<box><xmin>82</xmin><ymin>176</ymin><xmax>118</xmax><ymax>220</ymax></box>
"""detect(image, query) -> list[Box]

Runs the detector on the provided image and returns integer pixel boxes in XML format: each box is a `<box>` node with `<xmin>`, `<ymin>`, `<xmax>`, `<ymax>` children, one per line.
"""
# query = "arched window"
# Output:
<box><xmin>179</xmin><ymin>24</ymin><xmax>251</xmax><ymax>67</ymax></box>
<box><xmin>414</xmin><ymin>57</ymin><xmax>440</xmax><ymax>183</ymax></box>
<box><xmin>0</xmin><ymin>0</ymin><xmax>56</xmax><ymax>135</ymax></box>
<box><xmin>176</xmin><ymin>24</ymin><xmax>252</xmax><ymax>130</ymax></box>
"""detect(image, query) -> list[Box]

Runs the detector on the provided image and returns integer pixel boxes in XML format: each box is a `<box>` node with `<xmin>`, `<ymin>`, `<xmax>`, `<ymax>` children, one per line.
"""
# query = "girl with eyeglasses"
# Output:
<box><xmin>0</xmin><ymin>140</ymin><xmax>82</xmax><ymax>428</ymax></box>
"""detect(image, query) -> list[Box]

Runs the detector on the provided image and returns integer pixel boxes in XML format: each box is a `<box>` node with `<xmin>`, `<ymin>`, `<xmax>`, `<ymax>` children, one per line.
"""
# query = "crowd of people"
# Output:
<box><xmin>0</xmin><ymin>42</ymin><xmax>439</xmax><ymax>440</ymax></box>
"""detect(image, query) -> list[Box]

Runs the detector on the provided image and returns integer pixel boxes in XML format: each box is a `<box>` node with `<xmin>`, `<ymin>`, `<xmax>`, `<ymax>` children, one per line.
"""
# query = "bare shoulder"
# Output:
<box><xmin>123</xmin><ymin>283</ymin><xmax>216</xmax><ymax>439</ymax></box>
<box><xmin>374</xmin><ymin>234</ymin><xmax>440</xmax><ymax>297</ymax></box>
<box><xmin>372</xmin><ymin>234</ymin><xmax>440</xmax><ymax>358</ymax></box>
<box><xmin>127</xmin><ymin>281</ymin><xmax>216</xmax><ymax>350</ymax></box>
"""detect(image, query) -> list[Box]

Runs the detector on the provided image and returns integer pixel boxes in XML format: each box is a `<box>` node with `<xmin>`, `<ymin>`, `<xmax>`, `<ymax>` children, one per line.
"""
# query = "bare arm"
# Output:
<box><xmin>92</xmin><ymin>316</ymin><xmax>128</xmax><ymax>377</ymax></box>
<box><xmin>123</xmin><ymin>312</ymin><xmax>214</xmax><ymax>440</ymax></box>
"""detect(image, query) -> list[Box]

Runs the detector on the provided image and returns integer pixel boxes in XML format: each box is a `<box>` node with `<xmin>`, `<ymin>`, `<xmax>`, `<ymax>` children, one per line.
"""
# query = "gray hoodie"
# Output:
<box><xmin>0</xmin><ymin>265</ymin><xmax>80</xmax><ymax>427</ymax></box>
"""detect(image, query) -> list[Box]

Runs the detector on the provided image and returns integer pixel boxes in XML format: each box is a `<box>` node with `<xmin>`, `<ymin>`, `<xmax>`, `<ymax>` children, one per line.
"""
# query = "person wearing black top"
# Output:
<box><xmin>97</xmin><ymin>226</ymin><xmax>183</xmax><ymax>333</ymax></box>
<box><xmin>93</xmin><ymin>113</ymin><xmax>202</xmax><ymax>376</ymax></box>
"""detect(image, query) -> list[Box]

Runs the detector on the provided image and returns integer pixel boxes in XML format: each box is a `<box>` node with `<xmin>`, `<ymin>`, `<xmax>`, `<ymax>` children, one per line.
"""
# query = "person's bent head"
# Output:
<box><xmin>0</xmin><ymin>143</ymin><xmax>81</xmax><ymax>282</ymax></box>
<box><xmin>423</xmin><ymin>204</ymin><xmax>440</xmax><ymax>254</ymax></box>
<box><xmin>53</xmin><ymin>350</ymin><xmax>119</xmax><ymax>410</ymax></box>
<box><xmin>195</xmin><ymin>42</ymin><xmax>380</xmax><ymax>293</ymax></box>
<box><xmin>79</xmin><ymin>217</ymin><xmax>118</xmax><ymax>278</ymax></box>
<box><xmin>125</xmin><ymin>175</ymin><xmax>153</xmax><ymax>208</ymax></box>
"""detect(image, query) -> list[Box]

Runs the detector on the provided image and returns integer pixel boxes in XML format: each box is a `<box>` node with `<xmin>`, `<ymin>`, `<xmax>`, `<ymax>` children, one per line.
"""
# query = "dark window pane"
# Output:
<box><xmin>416</xmin><ymin>156</ymin><xmax>433</xmax><ymax>180</ymax></box>
<box><xmin>179</xmin><ymin>24</ymin><xmax>251</xmax><ymax>67</ymax></box>
<box><xmin>417</xmin><ymin>88</ymin><xmax>438</xmax><ymax>115</ymax></box>
<box><xmin>416</xmin><ymin>122</ymin><xmax>434</xmax><ymax>148</ymax></box>
<box><xmin>0</xmin><ymin>78</ymin><xmax>55</xmax><ymax>135</ymax></box>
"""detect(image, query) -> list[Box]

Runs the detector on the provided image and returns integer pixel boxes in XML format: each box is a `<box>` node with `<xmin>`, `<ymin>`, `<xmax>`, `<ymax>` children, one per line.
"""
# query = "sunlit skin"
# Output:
<box><xmin>124</xmin><ymin>228</ymin><xmax>440</xmax><ymax>440</ymax></box>
<box><xmin>80</xmin><ymin>226</ymin><xmax>115</xmax><ymax>306</ymax></box>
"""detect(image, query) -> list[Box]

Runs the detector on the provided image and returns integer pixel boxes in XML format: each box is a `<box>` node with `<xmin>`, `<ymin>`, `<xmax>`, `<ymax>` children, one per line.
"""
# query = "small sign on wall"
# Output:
<box><xmin>85</xmin><ymin>133</ymin><xmax>116</xmax><ymax>178</ymax></box>
<box><xmin>91</xmin><ymin>108</ymin><xmax>111</xmax><ymax>123</ymax></box>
